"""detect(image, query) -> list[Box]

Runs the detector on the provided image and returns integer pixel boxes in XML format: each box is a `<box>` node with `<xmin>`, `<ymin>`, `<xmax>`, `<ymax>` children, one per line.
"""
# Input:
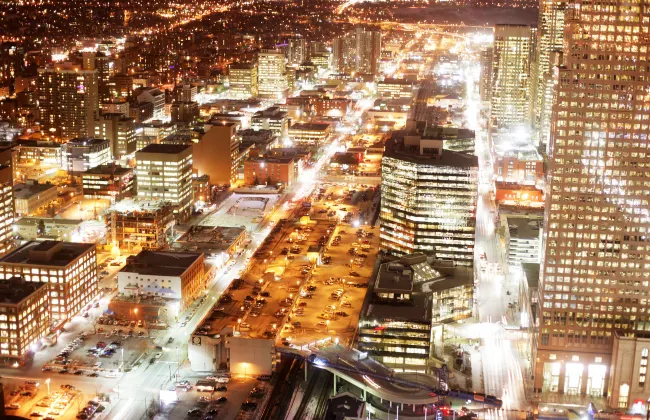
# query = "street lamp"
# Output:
<box><xmin>45</xmin><ymin>378</ymin><xmax>50</xmax><ymax>395</ymax></box>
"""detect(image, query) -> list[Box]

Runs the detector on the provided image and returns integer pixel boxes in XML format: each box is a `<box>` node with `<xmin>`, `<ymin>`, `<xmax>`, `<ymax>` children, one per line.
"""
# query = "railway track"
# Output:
<box><xmin>293</xmin><ymin>367</ymin><xmax>333</xmax><ymax>420</ymax></box>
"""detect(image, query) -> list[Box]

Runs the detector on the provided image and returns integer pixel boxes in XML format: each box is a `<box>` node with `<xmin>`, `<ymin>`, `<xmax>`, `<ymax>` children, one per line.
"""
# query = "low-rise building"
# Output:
<box><xmin>313</xmin><ymin>98</ymin><xmax>350</xmax><ymax>117</ymax></box>
<box><xmin>251</xmin><ymin>107</ymin><xmax>288</xmax><ymax>138</ymax></box>
<box><xmin>503</xmin><ymin>212</ymin><xmax>543</xmax><ymax>266</ymax></box>
<box><xmin>192</xmin><ymin>175</ymin><xmax>211</xmax><ymax>203</ymax></box>
<box><xmin>244</xmin><ymin>155</ymin><xmax>296</xmax><ymax>187</ymax></box>
<box><xmin>0</xmin><ymin>240</ymin><xmax>97</xmax><ymax>322</ymax></box>
<box><xmin>288</xmin><ymin>123</ymin><xmax>332</xmax><ymax>147</ymax></box>
<box><xmin>14</xmin><ymin>181</ymin><xmax>58</xmax><ymax>216</ymax></box>
<box><xmin>0</xmin><ymin>276</ymin><xmax>49</xmax><ymax>363</ymax></box>
<box><xmin>173</xmin><ymin>225</ymin><xmax>246</xmax><ymax>259</ymax></box>
<box><xmin>358</xmin><ymin>255</ymin><xmax>473</xmax><ymax>373</ymax></box>
<box><xmin>239</xmin><ymin>129</ymin><xmax>278</xmax><ymax>153</ymax></box>
<box><xmin>93</xmin><ymin>113</ymin><xmax>137</xmax><ymax>160</ymax></box>
<box><xmin>495</xmin><ymin>182</ymin><xmax>544</xmax><ymax>208</ymax></box>
<box><xmin>377</xmin><ymin>78</ymin><xmax>414</xmax><ymax>99</ymax></box>
<box><xmin>82</xmin><ymin>164</ymin><xmax>134</xmax><ymax>201</ymax></box>
<box><xmin>110</xmin><ymin>199</ymin><xmax>176</xmax><ymax>251</ymax></box>
<box><xmin>14</xmin><ymin>217</ymin><xmax>83</xmax><ymax>241</ymax></box>
<box><xmin>117</xmin><ymin>250</ymin><xmax>205</xmax><ymax>312</ymax></box>
<box><xmin>63</xmin><ymin>138</ymin><xmax>111</xmax><ymax>175</ymax></box>
<box><xmin>15</xmin><ymin>140</ymin><xmax>61</xmax><ymax>169</ymax></box>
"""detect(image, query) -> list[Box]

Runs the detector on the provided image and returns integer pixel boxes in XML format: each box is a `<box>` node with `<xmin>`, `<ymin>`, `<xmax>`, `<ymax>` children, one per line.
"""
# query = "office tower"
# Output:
<box><xmin>356</xmin><ymin>27</ymin><xmax>382</xmax><ymax>76</ymax></box>
<box><xmin>63</xmin><ymin>138</ymin><xmax>111</xmax><ymax>174</ymax></box>
<box><xmin>136</xmin><ymin>144</ymin><xmax>193</xmax><ymax>221</ymax></box>
<box><xmin>331</xmin><ymin>37</ymin><xmax>351</xmax><ymax>73</ymax></box>
<box><xmin>0</xmin><ymin>240</ymin><xmax>97</xmax><ymax>321</ymax></box>
<box><xmin>109</xmin><ymin>73</ymin><xmax>133</xmax><ymax>98</ymax></box>
<box><xmin>257</xmin><ymin>49</ymin><xmax>287</xmax><ymax>99</ymax></box>
<box><xmin>536</xmin><ymin>0</ymin><xmax>650</xmax><ymax>404</ymax></box>
<box><xmin>82</xmin><ymin>52</ymin><xmax>114</xmax><ymax>102</ymax></box>
<box><xmin>489</xmin><ymin>25</ymin><xmax>532</xmax><ymax>131</ymax></box>
<box><xmin>94</xmin><ymin>113</ymin><xmax>137</xmax><ymax>160</ymax></box>
<box><xmin>229</xmin><ymin>62</ymin><xmax>258</xmax><ymax>98</ymax></box>
<box><xmin>479</xmin><ymin>48</ymin><xmax>493</xmax><ymax>103</ymax></box>
<box><xmin>0</xmin><ymin>164</ymin><xmax>13</xmax><ymax>256</ymax></box>
<box><xmin>531</xmin><ymin>0</ymin><xmax>567</xmax><ymax>148</ymax></box>
<box><xmin>0</xmin><ymin>276</ymin><xmax>48</xmax><ymax>361</ymax></box>
<box><xmin>287</xmin><ymin>38</ymin><xmax>307</xmax><ymax>66</ymax></box>
<box><xmin>37</xmin><ymin>63</ymin><xmax>99</xmax><ymax>140</ymax></box>
<box><xmin>379</xmin><ymin>135</ymin><xmax>478</xmax><ymax>266</ymax></box>
<box><xmin>194</xmin><ymin>122</ymin><xmax>243</xmax><ymax>186</ymax></box>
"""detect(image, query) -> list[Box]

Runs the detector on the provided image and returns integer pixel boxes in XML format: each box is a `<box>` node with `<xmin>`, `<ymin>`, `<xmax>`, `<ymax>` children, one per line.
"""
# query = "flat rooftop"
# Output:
<box><xmin>384</xmin><ymin>137</ymin><xmax>478</xmax><ymax>169</ymax></box>
<box><xmin>506</xmin><ymin>215</ymin><xmax>542</xmax><ymax>240</ymax></box>
<box><xmin>0</xmin><ymin>241</ymin><xmax>95</xmax><ymax>266</ymax></box>
<box><xmin>15</xmin><ymin>217</ymin><xmax>83</xmax><ymax>227</ymax></box>
<box><xmin>376</xmin><ymin>263</ymin><xmax>414</xmax><ymax>292</ymax></box>
<box><xmin>111</xmin><ymin>198</ymin><xmax>173</xmax><ymax>214</ymax></box>
<box><xmin>365</xmin><ymin>293</ymin><xmax>431</xmax><ymax>323</ymax></box>
<box><xmin>82</xmin><ymin>164</ymin><xmax>133</xmax><ymax>176</ymax></box>
<box><xmin>14</xmin><ymin>182</ymin><xmax>57</xmax><ymax>200</ymax></box>
<box><xmin>176</xmin><ymin>226</ymin><xmax>245</xmax><ymax>250</ymax></box>
<box><xmin>0</xmin><ymin>276</ymin><xmax>47</xmax><ymax>305</ymax></box>
<box><xmin>66</xmin><ymin>138</ymin><xmax>109</xmax><ymax>147</ymax></box>
<box><xmin>121</xmin><ymin>250</ymin><xmax>203</xmax><ymax>277</ymax></box>
<box><xmin>289</xmin><ymin>123</ymin><xmax>331</xmax><ymax>131</ymax></box>
<box><xmin>137</xmin><ymin>143</ymin><xmax>191</xmax><ymax>154</ymax></box>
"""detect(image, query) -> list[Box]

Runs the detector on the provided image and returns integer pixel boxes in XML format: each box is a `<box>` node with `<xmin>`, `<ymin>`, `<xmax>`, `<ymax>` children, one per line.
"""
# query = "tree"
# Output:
<box><xmin>89</xmin><ymin>314</ymin><xmax>100</xmax><ymax>334</ymax></box>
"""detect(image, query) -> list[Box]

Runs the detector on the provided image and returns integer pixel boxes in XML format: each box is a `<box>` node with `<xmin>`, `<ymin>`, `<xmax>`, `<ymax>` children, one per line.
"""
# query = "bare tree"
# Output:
<box><xmin>89</xmin><ymin>314</ymin><xmax>100</xmax><ymax>334</ymax></box>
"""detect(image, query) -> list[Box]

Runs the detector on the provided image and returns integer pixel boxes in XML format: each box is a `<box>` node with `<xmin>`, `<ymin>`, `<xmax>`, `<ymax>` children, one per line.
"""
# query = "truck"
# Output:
<box><xmin>195</xmin><ymin>380</ymin><xmax>216</xmax><ymax>392</ymax></box>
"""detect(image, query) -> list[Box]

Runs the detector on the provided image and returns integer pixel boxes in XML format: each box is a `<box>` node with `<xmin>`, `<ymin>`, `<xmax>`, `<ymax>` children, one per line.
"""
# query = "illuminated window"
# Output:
<box><xmin>640</xmin><ymin>349</ymin><xmax>648</xmax><ymax>387</ymax></box>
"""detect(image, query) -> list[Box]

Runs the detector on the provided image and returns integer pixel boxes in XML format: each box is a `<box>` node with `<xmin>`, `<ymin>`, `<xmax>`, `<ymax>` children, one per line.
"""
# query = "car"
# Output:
<box><xmin>5</xmin><ymin>403</ymin><xmax>19</xmax><ymax>410</ymax></box>
<box><xmin>42</xmin><ymin>366</ymin><xmax>52</xmax><ymax>372</ymax></box>
<box><xmin>215</xmin><ymin>396</ymin><xmax>228</xmax><ymax>404</ymax></box>
<box><xmin>73</xmin><ymin>370</ymin><xmax>84</xmax><ymax>375</ymax></box>
<box><xmin>188</xmin><ymin>408</ymin><xmax>202</xmax><ymax>417</ymax></box>
<box><xmin>76</xmin><ymin>414</ymin><xmax>88</xmax><ymax>420</ymax></box>
<box><xmin>167</xmin><ymin>337</ymin><xmax>174</xmax><ymax>344</ymax></box>
<box><xmin>206</xmin><ymin>409</ymin><xmax>219</xmax><ymax>415</ymax></box>
<box><xmin>215</xmin><ymin>386</ymin><xmax>227</xmax><ymax>392</ymax></box>
<box><xmin>154</xmin><ymin>352</ymin><xmax>162</xmax><ymax>359</ymax></box>
<box><xmin>58</xmin><ymin>370</ymin><xmax>69</xmax><ymax>374</ymax></box>
<box><xmin>30</xmin><ymin>413</ymin><xmax>44</xmax><ymax>417</ymax></box>
<box><xmin>181</xmin><ymin>322</ymin><xmax>187</xmax><ymax>327</ymax></box>
<box><xmin>61</xmin><ymin>384</ymin><xmax>75</xmax><ymax>389</ymax></box>
<box><xmin>87</xmin><ymin>373</ymin><xmax>99</xmax><ymax>377</ymax></box>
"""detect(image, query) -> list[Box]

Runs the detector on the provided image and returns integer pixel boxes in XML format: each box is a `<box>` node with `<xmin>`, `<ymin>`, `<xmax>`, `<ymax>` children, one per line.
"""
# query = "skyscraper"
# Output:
<box><xmin>37</xmin><ymin>63</ymin><xmax>99</xmax><ymax>140</ymax></box>
<box><xmin>536</xmin><ymin>0</ymin><xmax>650</xmax><ymax>403</ymax></box>
<box><xmin>379</xmin><ymin>133</ymin><xmax>478</xmax><ymax>266</ymax></box>
<box><xmin>490</xmin><ymin>25</ymin><xmax>532</xmax><ymax>132</ymax></box>
<box><xmin>355</xmin><ymin>27</ymin><xmax>382</xmax><ymax>76</ymax></box>
<box><xmin>229</xmin><ymin>62</ymin><xmax>258</xmax><ymax>98</ymax></box>
<box><xmin>287</xmin><ymin>37</ymin><xmax>307</xmax><ymax>66</ymax></box>
<box><xmin>531</xmin><ymin>0</ymin><xmax>566</xmax><ymax>149</ymax></box>
<box><xmin>257</xmin><ymin>49</ymin><xmax>287</xmax><ymax>99</ymax></box>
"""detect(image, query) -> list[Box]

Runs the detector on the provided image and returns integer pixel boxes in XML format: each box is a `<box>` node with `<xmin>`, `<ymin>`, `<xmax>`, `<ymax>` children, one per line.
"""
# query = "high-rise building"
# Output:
<box><xmin>136</xmin><ymin>144</ymin><xmax>193</xmax><ymax>221</ymax></box>
<box><xmin>479</xmin><ymin>48</ymin><xmax>493</xmax><ymax>103</ymax></box>
<box><xmin>287</xmin><ymin>38</ymin><xmax>307</xmax><ymax>66</ymax></box>
<box><xmin>0</xmin><ymin>164</ymin><xmax>13</xmax><ymax>256</ymax></box>
<box><xmin>257</xmin><ymin>49</ymin><xmax>287</xmax><ymax>99</ymax></box>
<box><xmin>94</xmin><ymin>113</ymin><xmax>137</xmax><ymax>160</ymax></box>
<box><xmin>379</xmin><ymin>135</ymin><xmax>478</xmax><ymax>265</ymax></box>
<box><xmin>355</xmin><ymin>27</ymin><xmax>382</xmax><ymax>76</ymax></box>
<box><xmin>531</xmin><ymin>0</ymin><xmax>566</xmax><ymax>149</ymax></box>
<box><xmin>229</xmin><ymin>62</ymin><xmax>258</xmax><ymax>98</ymax></box>
<box><xmin>37</xmin><ymin>63</ymin><xmax>99</xmax><ymax>140</ymax></box>
<box><xmin>62</xmin><ymin>138</ymin><xmax>111</xmax><ymax>175</ymax></box>
<box><xmin>0</xmin><ymin>240</ymin><xmax>97</xmax><ymax>321</ymax></box>
<box><xmin>193</xmin><ymin>122</ymin><xmax>244</xmax><ymax>186</ymax></box>
<box><xmin>489</xmin><ymin>25</ymin><xmax>532</xmax><ymax>132</ymax></box>
<box><xmin>536</xmin><ymin>0</ymin><xmax>650</xmax><ymax>404</ymax></box>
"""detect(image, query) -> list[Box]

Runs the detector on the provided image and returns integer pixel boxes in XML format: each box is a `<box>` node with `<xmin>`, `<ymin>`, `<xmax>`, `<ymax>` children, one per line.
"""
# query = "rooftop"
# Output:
<box><xmin>66</xmin><ymin>138</ymin><xmax>110</xmax><ymax>147</ymax></box>
<box><xmin>15</xmin><ymin>217</ymin><xmax>83</xmax><ymax>227</ymax></box>
<box><xmin>506</xmin><ymin>215</ymin><xmax>542</xmax><ymax>240</ymax></box>
<box><xmin>0</xmin><ymin>276</ymin><xmax>47</xmax><ymax>305</ymax></box>
<box><xmin>384</xmin><ymin>137</ymin><xmax>479</xmax><ymax>168</ymax></box>
<box><xmin>121</xmin><ymin>250</ymin><xmax>203</xmax><ymax>277</ymax></box>
<box><xmin>521</xmin><ymin>263</ymin><xmax>540</xmax><ymax>290</ymax></box>
<box><xmin>111</xmin><ymin>198</ymin><xmax>174</xmax><ymax>215</ymax></box>
<box><xmin>325</xmin><ymin>392</ymin><xmax>366</xmax><ymax>420</ymax></box>
<box><xmin>14</xmin><ymin>182</ymin><xmax>57</xmax><ymax>200</ymax></box>
<box><xmin>289</xmin><ymin>123</ymin><xmax>331</xmax><ymax>131</ymax></box>
<box><xmin>82</xmin><ymin>164</ymin><xmax>133</xmax><ymax>176</ymax></box>
<box><xmin>0</xmin><ymin>241</ymin><xmax>95</xmax><ymax>267</ymax></box>
<box><xmin>137</xmin><ymin>143</ymin><xmax>192</xmax><ymax>155</ymax></box>
<box><xmin>15</xmin><ymin>139</ymin><xmax>61</xmax><ymax>149</ymax></box>
<box><xmin>176</xmin><ymin>226</ymin><xmax>246</xmax><ymax>251</ymax></box>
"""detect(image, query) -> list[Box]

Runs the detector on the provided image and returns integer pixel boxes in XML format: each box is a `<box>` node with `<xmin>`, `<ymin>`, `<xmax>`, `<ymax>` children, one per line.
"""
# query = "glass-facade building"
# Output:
<box><xmin>380</xmin><ymin>137</ymin><xmax>478</xmax><ymax>266</ymax></box>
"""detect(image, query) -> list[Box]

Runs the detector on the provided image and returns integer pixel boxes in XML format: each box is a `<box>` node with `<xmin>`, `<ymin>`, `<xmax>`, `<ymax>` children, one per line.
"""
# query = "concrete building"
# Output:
<box><xmin>117</xmin><ymin>250</ymin><xmax>205</xmax><ymax>312</ymax></box>
<box><xmin>15</xmin><ymin>140</ymin><xmax>62</xmax><ymax>170</ymax></box>
<box><xmin>13</xmin><ymin>218</ymin><xmax>83</xmax><ymax>242</ymax></box>
<box><xmin>0</xmin><ymin>240</ymin><xmax>97</xmax><ymax>322</ymax></box>
<box><xmin>193</xmin><ymin>123</ymin><xmax>243</xmax><ymax>186</ymax></box>
<box><xmin>535</xmin><ymin>0</ymin><xmax>650</xmax><ymax>401</ymax></box>
<box><xmin>377</xmin><ymin>79</ymin><xmax>414</xmax><ymax>99</ymax></box>
<box><xmin>14</xmin><ymin>181</ymin><xmax>58</xmax><ymax>216</ymax></box>
<box><xmin>0</xmin><ymin>164</ymin><xmax>13</xmax><ymax>255</ymax></box>
<box><xmin>101</xmin><ymin>98</ymin><xmax>129</xmax><ymax>116</ymax></box>
<box><xmin>81</xmin><ymin>164</ymin><xmax>134</xmax><ymax>201</ymax></box>
<box><xmin>37</xmin><ymin>63</ymin><xmax>99</xmax><ymax>140</ymax></box>
<box><xmin>244</xmin><ymin>155</ymin><xmax>295</xmax><ymax>187</ymax></box>
<box><xmin>110</xmin><ymin>199</ymin><xmax>175</xmax><ymax>251</ymax></box>
<box><xmin>62</xmin><ymin>138</ymin><xmax>111</xmax><ymax>175</ymax></box>
<box><xmin>135</xmin><ymin>144</ymin><xmax>193</xmax><ymax>221</ymax></box>
<box><xmin>257</xmin><ymin>49</ymin><xmax>288</xmax><ymax>99</ymax></box>
<box><xmin>251</xmin><ymin>107</ymin><xmax>288</xmax><ymax>138</ymax></box>
<box><xmin>379</xmin><ymin>135</ymin><xmax>478</xmax><ymax>266</ymax></box>
<box><xmin>0</xmin><ymin>276</ymin><xmax>48</xmax><ymax>363</ymax></box>
<box><xmin>135</xmin><ymin>87</ymin><xmax>165</xmax><ymax>120</ymax></box>
<box><xmin>503</xmin><ymin>213</ymin><xmax>543</xmax><ymax>266</ymax></box>
<box><xmin>174</xmin><ymin>225</ymin><xmax>247</xmax><ymax>259</ymax></box>
<box><xmin>229</xmin><ymin>62</ymin><xmax>258</xmax><ymax>99</ymax></box>
<box><xmin>239</xmin><ymin>129</ymin><xmax>278</xmax><ymax>153</ymax></box>
<box><xmin>288</xmin><ymin>123</ymin><xmax>332</xmax><ymax>147</ymax></box>
<box><xmin>358</xmin><ymin>255</ymin><xmax>473</xmax><ymax>373</ymax></box>
<box><xmin>479</xmin><ymin>48</ymin><xmax>493</xmax><ymax>103</ymax></box>
<box><xmin>490</xmin><ymin>25</ymin><xmax>532</xmax><ymax>131</ymax></box>
<box><xmin>93</xmin><ymin>113</ymin><xmax>137</xmax><ymax>160</ymax></box>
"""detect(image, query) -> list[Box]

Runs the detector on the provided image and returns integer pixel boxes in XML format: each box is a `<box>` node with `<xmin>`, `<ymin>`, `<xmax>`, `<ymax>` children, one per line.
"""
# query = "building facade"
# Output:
<box><xmin>193</xmin><ymin>123</ymin><xmax>242</xmax><ymax>186</ymax></box>
<box><xmin>229</xmin><ymin>62</ymin><xmax>258</xmax><ymax>99</ymax></box>
<box><xmin>81</xmin><ymin>164</ymin><xmax>134</xmax><ymax>201</ymax></box>
<box><xmin>380</xmin><ymin>137</ymin><xmax>478</xmax><ymax>266</ymax></box>
<box><xmin>535</xmin><ymin>0</ymin><xmax>650</xmax><ymax>402</ymax></box>
<box><xmin>135</xmin><ymin>144</ymin><xmax>193</xmax><ymax>221</ymax></box>
<box><xmin>63</xmin><ymin>138</ymin><xmax>111</xmax><ymax>175</ymax></box>
<box><xmin>0</xmin><ymin>241</ymin><xmax>97</xmax><ymax>322</ymax></box>
<box><xmin>94</xmin><ymin>113</ymin><xmax>137</xmax><ymax>160</ymax></box>
<box><xmin>257</xmin><ymin>49</ymin><xmax>287</xmax><ymax>99</ymax></box>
